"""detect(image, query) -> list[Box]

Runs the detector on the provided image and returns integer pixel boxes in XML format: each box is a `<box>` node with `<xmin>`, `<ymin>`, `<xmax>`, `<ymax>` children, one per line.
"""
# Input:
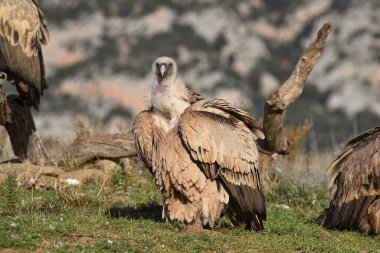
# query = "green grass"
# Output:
<box><xmin>0</xmin><ymin>169</ymin><xmax>379</xmax><ymax>253</ymax></box>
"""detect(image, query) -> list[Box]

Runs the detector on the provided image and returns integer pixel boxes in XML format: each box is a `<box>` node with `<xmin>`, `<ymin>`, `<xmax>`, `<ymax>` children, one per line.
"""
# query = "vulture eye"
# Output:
<box><xmin>156</xmin><ymin>63</ymin><xmax>160</xmax><ymax>71</ymax></box>
<box><xmin>168</xmin><ymin>63</ymin><xmax>172</xmax><ymax>69</ymax></box>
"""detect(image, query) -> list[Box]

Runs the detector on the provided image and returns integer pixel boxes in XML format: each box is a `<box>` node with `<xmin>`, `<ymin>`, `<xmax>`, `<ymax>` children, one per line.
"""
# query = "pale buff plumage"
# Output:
<box><xmin>133</xmin><ymin>56</ymin><xmax>266</xmax><ymax>229</ymax></box>
<box><xmin>316</xmin><ymin>127</ymin><xmax>380</xmax><ymax>234</ymax></box>
<box><xmin>0</xmin><ymin>0</ymin><xmax>49</xmax><ymax>109</ymax></box>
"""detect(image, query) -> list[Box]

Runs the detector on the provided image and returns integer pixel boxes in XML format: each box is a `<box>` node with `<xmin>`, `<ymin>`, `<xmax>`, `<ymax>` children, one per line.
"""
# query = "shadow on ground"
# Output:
<box><xmin>106</xmin><ymin>202</ymin><xmax>237</xmax><ymax>230</ymax></box>
<box><xmin>106</xmin><ymin>202</ymin><xmax>163</xmax><ymax>222</ymax></box>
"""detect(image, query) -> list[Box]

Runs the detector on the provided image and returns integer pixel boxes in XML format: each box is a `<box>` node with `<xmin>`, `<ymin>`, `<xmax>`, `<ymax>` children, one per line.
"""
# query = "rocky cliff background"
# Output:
<box><xmin>7</xmin><ymin>0</ymin><xmax>380</xmax><ymax>150</ymax></box>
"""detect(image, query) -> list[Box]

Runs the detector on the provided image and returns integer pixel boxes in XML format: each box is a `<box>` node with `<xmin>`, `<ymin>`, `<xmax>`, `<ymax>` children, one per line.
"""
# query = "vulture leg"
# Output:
<box><xmin>183</xmin><ymin>216</ymin><xmax>204</xmax><ymax>232</ymax></box>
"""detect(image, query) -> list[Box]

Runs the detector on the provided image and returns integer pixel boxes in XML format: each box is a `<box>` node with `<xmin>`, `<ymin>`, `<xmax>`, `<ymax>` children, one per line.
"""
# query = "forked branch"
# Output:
<box><xmin>262</xmin><ymin>23</ymin><xmax>332</xmax><ymax>154</ymax></box>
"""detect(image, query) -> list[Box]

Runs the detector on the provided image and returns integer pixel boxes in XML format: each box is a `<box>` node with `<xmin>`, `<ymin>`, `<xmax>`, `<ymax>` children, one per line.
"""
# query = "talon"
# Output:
<box><xmin>0</xmin><ymin>72</ymin><xmax>7</xmax><ymax>80</ymax></box>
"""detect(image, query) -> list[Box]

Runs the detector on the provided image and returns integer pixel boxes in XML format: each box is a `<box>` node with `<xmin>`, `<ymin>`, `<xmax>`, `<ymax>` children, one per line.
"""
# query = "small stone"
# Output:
<box><xmin>63</xmin><ymin>178</ymin><xmax>80</xmax><ymax>186</ymax></box>
<box><xmin>274</xmin><ymin>204</ymin><xmax>290</xmax><ymax>210</ymax></box>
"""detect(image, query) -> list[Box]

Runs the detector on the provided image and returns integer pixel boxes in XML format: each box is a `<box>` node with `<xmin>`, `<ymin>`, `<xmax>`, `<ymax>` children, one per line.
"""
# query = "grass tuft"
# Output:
<box><xmin>0</xmin><ymin>174</ymin><xmax>20</xmax><ymax>216</ymax></box>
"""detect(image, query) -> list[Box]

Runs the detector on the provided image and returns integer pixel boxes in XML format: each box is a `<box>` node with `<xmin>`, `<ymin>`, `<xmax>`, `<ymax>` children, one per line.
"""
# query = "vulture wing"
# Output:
<box><xmin>317</xmin><ymin>127</ymin><xmax>380</xmax><ymax>232</ymax></box>
<box><xmin>133</xmin><ymin>109</ymin><xmax>169</xmax><ymax>191</ymax></box>
<box><xmin>133</xmin><ymin>110</ymin><xmax>154</xmax><ymax>169</ymax></box>
<box><xmin>134</xmin><ymin>109</ymin><xmax>225</xmax><ymax>226</ymax></box>
<box><xmin>0</xmin><ymin>0</ymin><xmax>49</xmax><ymax>109</ymax></box>
<box><xmin>178</xmin><ymin>98</ymin><xmax>266</xmax><ymax>230</ymax></box>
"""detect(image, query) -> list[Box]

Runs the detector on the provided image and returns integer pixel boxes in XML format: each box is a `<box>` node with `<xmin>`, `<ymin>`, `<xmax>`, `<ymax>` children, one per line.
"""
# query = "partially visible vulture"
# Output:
<box><xmin>0</xmin><ymin>0</ymin><xmax>49</xmax><ymax>109</ymax></box>
<box><xmin>133</xmin><ymin>56</ymin><xmax>266</xmax><ymax>230</ymax></box>
<box><xmin>316</xmin><ymin>127</ymin><xmax>380</xmax><ymax>234</ymax></box>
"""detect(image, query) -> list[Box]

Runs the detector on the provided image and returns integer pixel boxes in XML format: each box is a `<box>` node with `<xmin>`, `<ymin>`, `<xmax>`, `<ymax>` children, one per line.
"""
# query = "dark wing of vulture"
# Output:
<box><xmin>178</xmin><ymin>98</ymin><xmax>266</xmax><ymax>230</ymax></box>
<box><xmin>0</xmin><ymin>0</ymin><xmax>49</xmax><ymax>109</ymax></box>
<box><xmin>316</xmin><ymin>127</ymin><xmax>380</xmax><ymax>233</ymax></box>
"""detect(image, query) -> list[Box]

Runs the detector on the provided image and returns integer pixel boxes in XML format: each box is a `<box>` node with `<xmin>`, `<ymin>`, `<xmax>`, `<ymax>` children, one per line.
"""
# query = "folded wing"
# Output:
<box><xmin>317</xmin><ymin>127</ymin><xmax>380</xmax><ymax>232</ymax></box>
<box><xmin>0</xmin><ymin>0</ymin><xmax>49</xmax><ymax>109</ymax></box>
<box><xmin>133</xmin><ymin>110</ymin><xmax>168</xmax><ymax>190</ymax></box>
<box><xmin>179</xmin><ymin>98</ymin><xmax>266</xmax><ymax>230</ymax></box>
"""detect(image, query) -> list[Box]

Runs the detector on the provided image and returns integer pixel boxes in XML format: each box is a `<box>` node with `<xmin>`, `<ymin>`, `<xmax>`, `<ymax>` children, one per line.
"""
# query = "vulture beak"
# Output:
<box><xmin>160</xmin><ymin>64</ymin><xmax>167</xmax><ymax>78</ymax></box>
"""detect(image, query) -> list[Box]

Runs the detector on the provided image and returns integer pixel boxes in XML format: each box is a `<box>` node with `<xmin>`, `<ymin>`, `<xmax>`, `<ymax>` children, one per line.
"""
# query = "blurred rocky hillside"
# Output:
<box><xmin>9</xmin><ymin>0</ymin><xmax>380</xmax><ymax>148</ymax></box>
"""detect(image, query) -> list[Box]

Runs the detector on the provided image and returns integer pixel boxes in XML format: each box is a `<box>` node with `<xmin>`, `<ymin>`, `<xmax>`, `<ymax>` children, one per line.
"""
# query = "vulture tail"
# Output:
<box><xmin>315</xmin><ymin>210</ymin><xmax>326</xmax><ymax>225</ymax></box>
<box><xmin>30</xmin><ymin>85</ymin><xmax>40</xmax><ymax>110</ymax></box>
<box><xmin>223</xmin><ymin>180</ymin><xmax>266</xmax><ymax>231</ymax></box>
<box><xmin>315</xmin><ymin>196</ymin><xmax>376</xmax><ymax>232</ymax></box>
<box><xmin>23</xmin><ymin>43</ymin><xmax>46</xmax><ymax>110</ymax></box>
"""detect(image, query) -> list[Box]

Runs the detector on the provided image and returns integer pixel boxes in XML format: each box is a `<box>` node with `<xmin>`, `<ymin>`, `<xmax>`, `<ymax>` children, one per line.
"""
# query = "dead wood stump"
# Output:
<box><xmin>58</xmin><ymin>118</ymin><xmax>137</xmax><ymax>166</ymax></box>
<box><xmin>0</xmin><ymin>90</ymin><xmax>49</xmax><ymax>165</ymax></box>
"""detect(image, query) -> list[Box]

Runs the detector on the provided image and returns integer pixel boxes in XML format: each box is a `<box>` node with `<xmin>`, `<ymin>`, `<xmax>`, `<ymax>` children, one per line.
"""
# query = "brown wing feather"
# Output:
<box><xmin>162</xmin><ymin>129</ymin><xmax>221</xmax><ymax>225</ymax></box>
<box><xmin>0</xmin><ymin>0</ymin><xmax>49</xmax><ymax>55</ymax></box>
<box><xmin>133</xmin><ymin>110</ymin><xmax>224</xmax><ymax>226</ymax></box>
<box><xmin>202</xmin><ymin>98</ymin><xmax>264</xmax><ymax>139</ymax></box>
<box><xmin>317</xmin><ymin>127</ymin><xmax>380</xmax><ymax>233</ymax></box>
<box><xmin>0</xmin><ymin>0</ymin><xmax>49</xmax><ymax>109</ymax></box>
<box><xmin>186</xmin><ymin>88</ymin><xmax>204</xmax><ymax>104</ymax></box>
<box><xmin>132</xmin><ymin>110</ymin><xmax>154</xmax><ymax>169</ymax></box>
<box><xmin>327</xmin><ymin>127</ymin><xmax>380</xmax><ymax>204</ymax></box>
<box><xmin>132</xmin><ymin>110</ymin><xmax>169</xmax><ymax>192</ymax></box>
<box><xmin>366</xmin><ymin>199</ymin><xmax>380</xmax><ymax>234</ymax></box>
<box><xmin>179</xmin><ymin>98</ymin><xmax>266</xmax><ymax>230</ymax></box>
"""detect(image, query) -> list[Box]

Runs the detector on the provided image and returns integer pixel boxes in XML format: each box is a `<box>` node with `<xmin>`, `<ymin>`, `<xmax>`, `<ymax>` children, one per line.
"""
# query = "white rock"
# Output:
<box><xmin>63</xmin><ymin>178</ymin><xmax>81</xmax><ymax>186</ymax></box>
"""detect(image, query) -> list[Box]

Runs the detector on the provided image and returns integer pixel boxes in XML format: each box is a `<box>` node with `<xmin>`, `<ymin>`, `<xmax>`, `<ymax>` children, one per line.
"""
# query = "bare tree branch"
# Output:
<box><xmin>262</xmin><ymin>23</ymin><xmax>332</xmax><ymax>154</ymax></box>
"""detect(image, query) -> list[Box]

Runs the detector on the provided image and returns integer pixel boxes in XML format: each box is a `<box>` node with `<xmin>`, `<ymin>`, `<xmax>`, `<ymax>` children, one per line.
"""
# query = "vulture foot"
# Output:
<box><xmin>183</xmin><ymin>217</ymin><xmax>204</xmax><ymax>233</ymax></box>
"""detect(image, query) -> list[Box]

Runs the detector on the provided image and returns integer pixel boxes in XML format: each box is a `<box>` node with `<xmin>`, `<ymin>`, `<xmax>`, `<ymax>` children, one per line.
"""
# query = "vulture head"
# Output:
<box><xmin>151</xmin><ymin>56</ymin><xmax>190</xmax><ymax>119</ymax></box>
<box><xmin>153</xmin><ymin>56</ymin><xmax>178</xmax><ymax>84</ymax></box>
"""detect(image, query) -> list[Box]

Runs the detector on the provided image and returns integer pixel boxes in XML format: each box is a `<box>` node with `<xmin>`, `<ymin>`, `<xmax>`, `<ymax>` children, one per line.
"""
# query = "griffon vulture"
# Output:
<box><xmin>133</xmin><ymin>56</ymin><xmax>266</xmax><ymax>230</ymax></box>
<box><xmin>0</xmin><ymin>0</ymin><xmax>49</xmax><ymax>109</ymax></box>
<box><xmin>316</xmin><ymin>127</ymin><xmax>380</xmax><ymax>234</ymax></box>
